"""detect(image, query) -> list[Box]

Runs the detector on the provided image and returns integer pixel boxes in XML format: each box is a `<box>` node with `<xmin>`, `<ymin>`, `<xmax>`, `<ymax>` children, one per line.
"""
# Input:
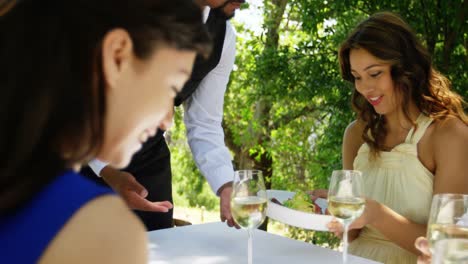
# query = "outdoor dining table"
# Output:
<box><xmin>147</xmin><ymin>221</ymin><xmax>381</xmax><ymax>264</ymax></box>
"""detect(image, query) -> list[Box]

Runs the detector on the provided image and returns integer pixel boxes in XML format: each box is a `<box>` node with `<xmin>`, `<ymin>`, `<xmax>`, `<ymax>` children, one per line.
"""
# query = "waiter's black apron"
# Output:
<box><xmin>81</xmin><ymin>9</ymin><xmax>227</xmax><ymax>231</ymax></box>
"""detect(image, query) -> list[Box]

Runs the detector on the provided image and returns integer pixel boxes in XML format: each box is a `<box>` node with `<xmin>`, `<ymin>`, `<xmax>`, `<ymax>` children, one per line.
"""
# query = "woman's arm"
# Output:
<box><xmin>357</xmin><ymin>199</ymin><xmax>427</xmax><ymax>254</ymax></box>
<box><xmin>431</xmin><ymin>117</ymin><xmax>468</xmax><ymax>195</ymax></box>
<box><xmin>341</xmin><ymin>120</ymin><xmax>365</xmax><ymax>241</ymax></box>
<box><xmin>342</xmin><ymin>120</ymin><xmax>365</xmax><ymax>170</ymax></box>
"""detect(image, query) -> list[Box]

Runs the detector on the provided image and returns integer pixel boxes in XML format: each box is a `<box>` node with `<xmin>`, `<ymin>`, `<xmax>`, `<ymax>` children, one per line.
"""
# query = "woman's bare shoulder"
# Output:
<box><xmin>432</xmin><ymin>116</ymin><xmax>468</xmax><ymax>143</ymax></box>
<box><xmin>342</xmin><ymin>119</ymin><xmax>366</xmax><ymax>169</ymax></box>
<box><xmin>39</xmin><ymin>195</ymin><xmax>147</xmax><ymax>264</ymax></box>
<box><xmin>344</xmin><ymin>119</ymin><xmax>366</xmax><ymax>142</ymax></box>
<box><xmin>430</xmin><ymin>116</ymin><xmax>468</xmax><ymax>193</ymax></box>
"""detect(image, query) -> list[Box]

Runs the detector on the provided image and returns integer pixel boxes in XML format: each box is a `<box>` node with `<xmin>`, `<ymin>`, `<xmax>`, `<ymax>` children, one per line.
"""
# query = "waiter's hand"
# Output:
<box><xmin>218</xmin><ymin>182</ymin><xmax>240</xmax><ymax>229</ymax></box>
<box><xmin>100</xmin><ymin>166</ymin><xmax>173</xmax><ymax>212</ymax></box>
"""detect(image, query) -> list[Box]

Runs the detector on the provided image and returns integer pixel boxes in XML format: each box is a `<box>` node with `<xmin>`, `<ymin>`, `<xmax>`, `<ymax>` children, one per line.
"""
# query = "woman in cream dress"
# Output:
<box><xmin>320</xmin><ymin>12</ymin><xmax>468</xmax><ymax>264</ymax></box>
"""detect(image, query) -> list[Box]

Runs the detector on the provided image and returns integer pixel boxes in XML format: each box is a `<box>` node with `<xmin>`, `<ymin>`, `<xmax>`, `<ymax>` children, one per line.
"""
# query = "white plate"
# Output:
<box><xmin>266</xmin><ymin>190</ymin><xmax>333</xmax><ymax>231</ymax></box>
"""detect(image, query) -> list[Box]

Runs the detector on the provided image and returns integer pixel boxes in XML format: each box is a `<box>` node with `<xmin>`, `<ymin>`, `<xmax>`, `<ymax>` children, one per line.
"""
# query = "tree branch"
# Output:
<box><xmin>272</xmin><ymin>105</ymin><xmax>318</xmax><ymax>130</ymax></box>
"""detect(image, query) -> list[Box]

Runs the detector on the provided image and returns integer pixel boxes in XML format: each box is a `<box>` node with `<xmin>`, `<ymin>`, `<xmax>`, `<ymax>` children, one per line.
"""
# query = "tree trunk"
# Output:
<box><xmin>256</xmin><ymin>0</ymin><xmax>288</xmax><ymax>231</ymax></box>
<box><xmin>224</xmin><ymin>0</ymin><xmax>288</xmax><ymax>232</ymax></box>
<box><xmin>442</xmin><ymin>0</ymin><xmax>467</xmax><ymax>71</ymax></box>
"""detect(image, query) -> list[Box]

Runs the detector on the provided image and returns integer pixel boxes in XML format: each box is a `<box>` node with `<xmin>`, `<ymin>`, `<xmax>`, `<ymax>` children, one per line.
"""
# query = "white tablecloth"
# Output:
<box><xmin>147</xmin><ymin>222</ymin><xmax>381</xmax><ymax>264</ymax></box>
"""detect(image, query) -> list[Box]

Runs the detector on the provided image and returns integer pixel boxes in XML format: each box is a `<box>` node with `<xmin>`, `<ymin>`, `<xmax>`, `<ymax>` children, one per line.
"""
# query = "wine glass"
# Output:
<box><xmin>327</xmin><ymin>170</ymin><xmax>365</xmax><ymax>264</ymax></box>
<box><xmin>432</xmin><ymin>238</ymin><xmax>468</xmax><ymax>264</ymax></box>
<box><xmin>427</xmin><ymin>193</ymin><xmax>468</xmax><ymax>253</ymax></box>
<box><xmin>230</xmin><ymin>170</ymin><xmax>268</xmax><ymax>264</ymax></box>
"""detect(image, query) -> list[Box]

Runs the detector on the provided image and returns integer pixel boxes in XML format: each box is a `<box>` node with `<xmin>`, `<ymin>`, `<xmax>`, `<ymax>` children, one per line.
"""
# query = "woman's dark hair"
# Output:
<box><xmin>0</xmin><ymin>0</ymin><xmax>16</xmax><ymax>16</ymax></box>
<box><xmin>0</xmin><ymin>0</ymin><xmax>211</xmax><ymax>212</ymax></box>
<box><xmin>339</xmin><ymin>12</ymin><xmax>467</xmax><ymax>156</ymax></box>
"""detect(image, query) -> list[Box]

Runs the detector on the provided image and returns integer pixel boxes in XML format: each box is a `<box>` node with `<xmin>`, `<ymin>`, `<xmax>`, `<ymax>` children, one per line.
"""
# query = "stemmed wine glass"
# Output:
<box><xmin>432</xmin><ymin>238</ymin><xmax>468</xmax><ymax>264</ymax></box>
<box><xmin>230</xmin><ymin>170</ymin><xmax>268</xmax><ymax>264</ymax></box>
<box><xmin>427</xmin><ymin>193</ymin><xmax>468</xmax><ymax>252</ymax></box>
<box><xmin>328</xmin><ymin>170</ymin><xmax>365</xmax><ymax>264</ymax></box>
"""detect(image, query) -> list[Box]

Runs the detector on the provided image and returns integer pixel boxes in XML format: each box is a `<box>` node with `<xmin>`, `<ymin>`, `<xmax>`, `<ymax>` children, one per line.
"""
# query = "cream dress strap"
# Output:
<box><xmin>405</xmin><ymin>113</ymin><xmax>434</xmax><ymax>145</ymax></box>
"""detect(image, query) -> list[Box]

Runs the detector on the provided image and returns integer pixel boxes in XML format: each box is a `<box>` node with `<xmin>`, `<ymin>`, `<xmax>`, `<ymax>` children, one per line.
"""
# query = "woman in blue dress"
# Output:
<box><xmin>0</xmin><ymin>0</ymin><xmax>211</xmax><ymax>263</ymax></box>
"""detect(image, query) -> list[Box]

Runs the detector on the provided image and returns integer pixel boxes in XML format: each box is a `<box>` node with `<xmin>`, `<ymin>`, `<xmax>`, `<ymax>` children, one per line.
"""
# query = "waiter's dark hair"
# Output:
<box><xmin>0</xmin><ymin>0</ymin><xmax>211</xmax><ymax>212</ymax></box>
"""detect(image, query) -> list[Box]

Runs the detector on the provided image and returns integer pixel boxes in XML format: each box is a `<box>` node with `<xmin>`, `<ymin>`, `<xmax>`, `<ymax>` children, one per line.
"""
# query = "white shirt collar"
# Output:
<box><xmin>203</xmin><ymin>6</ymin><xmax>210</xmax><ymax>23</ymax></box>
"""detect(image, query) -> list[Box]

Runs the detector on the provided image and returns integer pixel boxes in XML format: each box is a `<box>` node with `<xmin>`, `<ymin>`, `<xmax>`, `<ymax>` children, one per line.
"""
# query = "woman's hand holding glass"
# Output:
<box><xmin>416</xmin><ymin>193</ymin><xmax>468</xmax><ymax>264</ymax></box>
<box><xmin>327</xmin><ymin>170</ymin><xmax>365</xmax><ymax>264</ymax></box>
<box><xmin>415</xmin><ymin>236</ymin><xmax>432</xmax><ymax>264</ymax></box>
<box><xmin>426</xmin><ymin>194</ymin><xmax>468</xmax><ymax>251</ymax></box>
<box><xmin>432</xmin><ymin>238</ymin><xmax>468</xmax><ymax>263</ymax></box>
<box><xmin>308</xmin><ymin>188</ymin><xmax>371</xmax><ymax>239</ymax></box>
<box><xmin>415</xmin><ymin>236</ymin><xmax>468</xmax><ymax>264</ymax></box>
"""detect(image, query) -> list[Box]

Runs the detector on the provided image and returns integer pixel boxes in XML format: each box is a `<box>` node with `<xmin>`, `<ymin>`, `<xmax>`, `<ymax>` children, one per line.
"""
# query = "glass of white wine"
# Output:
<box><xmin>230</xmin><ymin>170</ymin><xmax>267</xmax><ymax>264</ymax></box>
<box><xmin>327</xmin><ymin>170</ymin><xmax>365</xmax><ymax>264</ymax></box>
<box><xmin>427</xmin><ymin>193</ymin><xmax>468</xmax><ymax>253</ymax></box>
<box><xmin>432</xmin><ymin>238</ymin><xmax>468</xmax><ymax>264</ymax></box>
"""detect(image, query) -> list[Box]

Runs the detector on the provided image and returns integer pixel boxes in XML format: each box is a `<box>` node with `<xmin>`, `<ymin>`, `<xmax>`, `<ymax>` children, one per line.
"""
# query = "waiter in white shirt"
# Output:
<box><xmin>81</xmin><ymin>0</ymin><xmax>245</xmax><ymax>231</ymax></box>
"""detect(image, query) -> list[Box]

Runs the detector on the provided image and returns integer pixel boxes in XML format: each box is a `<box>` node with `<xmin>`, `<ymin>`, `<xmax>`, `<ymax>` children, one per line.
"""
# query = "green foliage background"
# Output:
<box><xmin>169</xmin><ymin>0</ymin><xmax>467</xmax><ymax>247</ymax></box>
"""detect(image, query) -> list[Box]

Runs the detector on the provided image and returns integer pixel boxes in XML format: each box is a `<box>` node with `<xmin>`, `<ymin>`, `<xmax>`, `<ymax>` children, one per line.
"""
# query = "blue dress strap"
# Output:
<box><xmin>0</xmin><ymin>170</ymin><xmax>115</xmax><ymax>263</ymax></box>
